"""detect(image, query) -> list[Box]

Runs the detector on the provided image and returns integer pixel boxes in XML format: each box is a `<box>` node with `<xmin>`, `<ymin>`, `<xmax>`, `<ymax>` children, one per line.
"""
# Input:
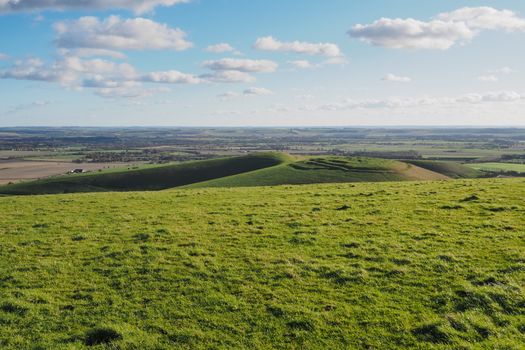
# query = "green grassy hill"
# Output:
<box><xmin>0</xmin><ymin>153</ymin><xmax>290</xmax><ymax>195</ymax></box>
<box><xmin>187</xmin><ymin>157</ymin><xmax>448</xmax><ymax>188</ymax></box>
<box><xmin>0</xmin><ymin>154</ymin><xmax>449</xmax><ymax>195</ymax></box>
<box><xmin>1</xmin><ymin>179</ymin><xmax>524</xmax><ymax>349</ymax></box>
<box><xmin>405</xmin><ymin>160</ymin><xmax>483</xmax><ymax>179</ymax></box>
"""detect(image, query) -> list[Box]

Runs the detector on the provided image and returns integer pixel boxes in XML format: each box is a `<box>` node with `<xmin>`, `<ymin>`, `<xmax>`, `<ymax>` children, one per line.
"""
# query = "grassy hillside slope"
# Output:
<box><xmin>0</xmin><ymin>153</ymin><xmax>290</xmax><ymax>195</ymax></box>
<box><xmin>187</xmin><ymin>157</ymin><xmax>448</xmax><ymax>188</ymax></box>
<box><xmin>406</xmin><ymin>160</ymin><xmax>483</xmax><ymax>179</ymax></box>
<box><xmin>2</xmin><ymin>179</ymin><xmax>525</xmax><ymax>349</ymax></box>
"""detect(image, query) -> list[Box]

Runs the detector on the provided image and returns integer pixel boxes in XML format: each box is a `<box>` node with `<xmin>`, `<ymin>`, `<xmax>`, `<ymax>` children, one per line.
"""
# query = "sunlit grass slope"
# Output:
<box><xmin>406</xmin><ymin>160</ymin><xmax>483</xmax><ymax>179</ymax></box>
<box><xmin>1</xmin><ymin>178</ymin><xmax>525</xmax><ymax>349</ymax></box>
<box><xmin>0</xmin><ymin>153</ymin><xmax>290</xmax><ymax>195</ymax></box>
<box><xmin>187</xmin><ymin>157</ymin><xmax>448</xmax><ymax>188</ymax></box>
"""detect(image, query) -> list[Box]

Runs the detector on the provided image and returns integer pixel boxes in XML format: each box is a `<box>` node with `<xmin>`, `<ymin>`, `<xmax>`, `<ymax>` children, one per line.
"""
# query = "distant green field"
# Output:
<box><xmin>188</xmin><ymin>157</ymin><xmax>448</xmax><ymax>188</ymax></box>
<box><xmin>468</xmin><ymin>162</ymin><xmax>525</xmax><ymax>174</ymax></box>
<box><xmin>1</xmin><ymin>179</ymin><xmax>525</xmax><ymax>349</ymax></box>
<box><xmin>405</xmin><ymin>160</ymin><xmax>483</xmax><ymax>179</ymax></box>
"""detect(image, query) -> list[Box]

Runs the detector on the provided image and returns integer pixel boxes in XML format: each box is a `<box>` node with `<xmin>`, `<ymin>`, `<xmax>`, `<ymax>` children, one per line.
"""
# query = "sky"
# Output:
<box><xmin>0</xmin><ymin>0</ymin><xmax>525</xmax><ymax>127</ymax></box>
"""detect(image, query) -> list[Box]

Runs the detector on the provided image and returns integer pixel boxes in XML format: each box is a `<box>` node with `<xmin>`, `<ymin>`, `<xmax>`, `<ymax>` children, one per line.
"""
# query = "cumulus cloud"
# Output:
<box><xmin>254</xmin><ymin>36</ymin><xmax>342</xmax><ymax>57</ymax></box>
<box><xmin>0</xmin><ymin>56</ymin><xmax>204</xmax><ymax>98</ymax></box>
<box><xmin>436</xmin><ymin>7</ymin><xmax>525</xmax><ymax>32</ymax></box>
<box><xmin>54</xmin><ymin>16</ymin><xmax>193</xmax><ymax>53</ymax></box>
<box><xmin>0</xmin><ymin>0</ymin><xmax>190</xmax><ymax>15</ymax></box>
<box><xmin>201</xmin><ymin>70</ymin><xmax>256</xmax><ymax>83</ymax></box>
<box><xmin>59</xmin><ymin>48</ymin><xmax>127</xmax><ymax>59</ymax></box>
<box><xmin>383</xmin><ymin>73</ymin><xmax>411</xmax><ymax>83</ymax></box>
<box><xmin>316</xmin><ymin>91</ymin><xmax>524</xmax><ymax>111</ymax></box>
<box><xmin>0</xmin><ymin>53</ymin><xmax>9</xmax><ymax>60</ymax></box>
<box><xmin>202</xmin><ymin>58</ymin><xmax>278</xmax><ymax>73</ymax></box>
<box><xmin>477</xmin><ymin>66</ymin><xmax>516</xmax><ymax>82</ymax></box>
<box><xmin>243</xmin><ymin>87</ymin><xmax>273</xmax><ymax>96</ymax></box>
<box><xmin>205</xmin><ymin>43</ymin><xmax>235</xmax><ymax>53</ymax></box>
<box><xmin>349</xmin><ymin>7</ymin><xmax>525</xmax><ymax>50</ymax></box>
<box><xmin>288</xmin><ymin>60</ymin><xmax>315</xmax><ymax>69</ymax></box>
<box><xmin>142</xmin><ymin>70</ymin><xmax>202</xmax><ymax>84</ymax></box>
<box><xmin>323</xmin><ymin>56</ymin><xmax>349</xmax><ymax>66</ymax></box>
<box><xmin>217</xmin><ymin>88</ymin><xmax>273</xmax><ymax>99</ymax></box>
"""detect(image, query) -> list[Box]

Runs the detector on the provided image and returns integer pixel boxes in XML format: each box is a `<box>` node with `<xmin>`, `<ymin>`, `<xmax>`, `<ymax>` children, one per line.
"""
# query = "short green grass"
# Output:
<box><xmin>1</xmin><ymin>178</ymin><xmax>525</xmax><ymax>349</ymax></box>
<box><xmin>406</xmin><ymin>160</ymin><xmax>483</xmax><ymax>179</ymax></box>
<box><xmin>468</xmin><ymin>162</ymin><xmax>525</xmax><ymax>174</ymax></box>
<box><xmin>0</xmin><ymin>153</ymin><xmax>290</xmax><ymax>195</ymax></box>
<box><xmin>187</xmin><ymin>156</ymin><xmax>447</xmax><ymax>188</ymax></box>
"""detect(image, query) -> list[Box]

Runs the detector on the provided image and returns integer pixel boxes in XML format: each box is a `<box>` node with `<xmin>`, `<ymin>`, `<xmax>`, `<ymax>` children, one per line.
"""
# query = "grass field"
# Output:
<box><xmin>1</xmin><ymin>179</ymin><xmax>525</xmax><ymax>349</ymax></box>
<box><xmin>0</xmin><ymin>154</ymin><xmax>451</xmax><ymax>195</ymax></box>
<box><xmin>405</xmin><ymin>160</ymin><xmax>483</xmax><ymax>179</ymax></box>
<box><xmin>188</xmin><ymin>157</ymin><xmax>448</xmax><ymax>188</ymax></box>
<box><xmin>0</xmin><ymin>153</ymin><xmax>289</xmax><ymax>195</ymax></box>
<box><xmin>468</xmin><ymin>163</ymin><xmax>525</xmax><ymax>174</ymax></box>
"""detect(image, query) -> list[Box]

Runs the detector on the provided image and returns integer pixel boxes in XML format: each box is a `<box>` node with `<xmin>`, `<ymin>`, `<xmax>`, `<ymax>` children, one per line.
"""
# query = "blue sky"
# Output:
<box><xmin>0</xmin><ymin>0</ymin><xmax>525</xmax><ymax>126</ymax></box>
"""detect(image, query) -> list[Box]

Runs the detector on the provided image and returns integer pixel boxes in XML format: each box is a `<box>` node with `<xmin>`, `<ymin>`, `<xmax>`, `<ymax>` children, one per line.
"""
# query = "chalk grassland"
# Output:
<box><xmin>0</xmin><ymin>154</ymin><xmax>454</xmax><ymax>195</ymax></box>
<box><xmin>0</xmin><ymin>153</ymin><xmax>291</xmax><ymax>195</ymax></box>
<box><xmin>0</xmin><ymin>161</ymin><xmax>137</xmax><ymax>185</ymax></box>
<box><xmin>404</xmin><ymin>160</ymin><xmax>483</xmax><ymax>179</ymax></box>
<box><xmin>1</xmin><ymin>179</ymin><xmax>525</xmax><ymax>349</ymax></box>
<box><xmin>186</xmin><ymin>157</ymin><xmax>448</xmax><ymax>188</ymax></box>
<box><xmin>468</xmin><ymin>163</ymin><xmax>525</xmax><ymax>174</ymax></box>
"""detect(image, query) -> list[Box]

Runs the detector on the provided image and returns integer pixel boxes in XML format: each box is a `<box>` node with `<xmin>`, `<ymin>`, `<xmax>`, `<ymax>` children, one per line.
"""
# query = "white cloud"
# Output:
<box><xmin>202</xmin><ymin>58</ymin><xmax>278</xmax><ymax>73</ymax></box>
<box><xmin>0</xmin><ymin>56</ymin><xmax>202</xmax><ymax>98</ymax></box>
<box><xmin>478</xmin><ymin>75</ymin><xmax>498</xmax><ymax>82</ymax></box>
<box><xmin>54</xmin><ymin>16</ymin><xmax>193</xmax><ymax>53</ymax></box>
<box><xmin>201</xmin><ymin>70</ymin><xmax>256</xmax><ymax>83</ymax></box>
<box><xmin>243</xmin><ymin>87</ymin><xmax>273</xmax><ymax>96</ymax></box>
<box><xmin>350</xmin><ymin>18</ymin><xmax>473</xmax><ymax>50</ymax></box>
<box><xmin>0</xmin><ymin>58</ymin><xmax>75</xmax><ymax>84</ymax></box>
<box><xmin>481</xmin><ymin>91</ymin><xmax>521</xmax><ymax>102</ymax></box>
<box><xmin>349</xmin><ymin>7</ymin><xmax>525</xmax><ymax>50</ymax></box>
<box><xmin>316</xmin><ymin>91</ymin><xmax>524</xmax><ymax>111</ymax></box>
<box><xmin>142</xmin><ymin>70</ymin><xmax>202</xmax><ymax>84</ymax></box>
<box><xmin>288</xmin><ymin>60</ymin><xmax>315</xmax><ymax>69</ymax></box>
<box><xmin>383</xmin><ymin>73</ymin><xmax>411</xmax><ymax>83</ymax></box>
<box><xmin>323</xmin><ymin>56</ymin><xmax>349</xmax><ymax>66</ymax></box>
<box><xmin>477</xmin><ymin>66</ymin><xmax>516</xmax><ymax>82</ymax></box>
<box><xmin>0</xmin><ymin>53</ymin><xmax>9</xmax><ymax>60</ymax></box>
<box><xmin>59</xmin><ymin>48</ymin><xmax>127</xmax><ymax>59</ymax></box>
<box><xmin>254</xmin><ymin>36</ymin><xmax>342</xmax><ymax>57</ymax></box>
<box><xmin>0</xmin><ymin>0</ymin><xmax>190</xmax><ymax>15</ymax></box>
<box><xmin>218</xmin><ymin>88</ymin><xmax>273</xmax><ymax>99</ymax></box>
<box><xmin>205</xmin><ymin>43</ymin><xmax>235</xmax><ymax>53</ymax></box>
<box><xmin>436</xmin><ymin>7</ymin><xmax>525</xmax><ymax>32</ymax></box>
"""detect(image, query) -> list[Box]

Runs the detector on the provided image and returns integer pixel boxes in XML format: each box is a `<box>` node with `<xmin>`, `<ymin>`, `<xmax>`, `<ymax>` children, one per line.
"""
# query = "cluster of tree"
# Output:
<box><xmin>74</xmin><ymin>151</ymin><xmax>211</xmax><ymax>164</ymax></box>
<box><xmin>329</xmin><ymin>149</ymin><xmax>422</xmax><ymax>159</ymax></box>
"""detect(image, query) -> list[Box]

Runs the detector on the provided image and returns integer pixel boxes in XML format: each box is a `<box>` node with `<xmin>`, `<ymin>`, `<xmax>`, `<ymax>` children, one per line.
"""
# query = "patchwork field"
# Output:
<box><xmin>468</xmin><ymin>163</ymin><xmax>525</xmax><ymax>174</ymax></box>
<box><xmin>0</xmin><ymin>161</ymin><xmax>135</xmax><ymax>185</ymax></box>
<box><xmin>1</xmin><ymin>179</ymin><xmax>525</xmax><ymax>349</ymax></box>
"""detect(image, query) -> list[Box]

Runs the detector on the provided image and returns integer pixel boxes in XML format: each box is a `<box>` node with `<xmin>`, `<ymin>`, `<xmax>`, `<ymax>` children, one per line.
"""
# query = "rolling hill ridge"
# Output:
<box><xmin>0</xmin><ymin>153</ymin><xmax>465</xmax><ymax>195</ymax></box>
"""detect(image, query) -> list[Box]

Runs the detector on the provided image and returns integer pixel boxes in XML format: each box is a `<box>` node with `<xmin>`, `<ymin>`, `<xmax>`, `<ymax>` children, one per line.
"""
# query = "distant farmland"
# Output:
<box><xmin>468</xmin><ymin>162</ymin><xmax>525</xmax><ymax>174</ymax></box>
<box><xmin>0</xmin><ymin>161</ymin><xmax>135</xmax><ymax>185</ymax></box>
